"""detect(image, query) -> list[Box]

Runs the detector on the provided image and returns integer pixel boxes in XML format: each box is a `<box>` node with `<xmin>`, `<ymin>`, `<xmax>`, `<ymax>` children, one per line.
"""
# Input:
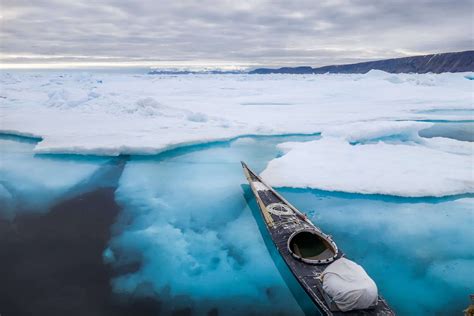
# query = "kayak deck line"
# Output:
<box><xmin>241</xmin><ymin>161</ymin><xmax>395</xmax><ymax>316</ymax></box>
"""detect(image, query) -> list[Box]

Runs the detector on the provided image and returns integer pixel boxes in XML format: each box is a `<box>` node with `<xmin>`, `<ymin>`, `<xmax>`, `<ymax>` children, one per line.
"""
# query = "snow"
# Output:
<box><xmin>321</xmin><ymin>121</ymin><xmax>432</xmax><ymax>143</ymax></box>
<box><xmin>261</xmin><ymin>121</ymin><xmax>473</xmax><ymax>197</ymax></box>
<box><xmin>1</xmin><ymin>70</ymin><xmax>472</xmax><ymax>198</ymax></box>
<box><xmin>1</xmin><ymin>71</ymin><xmax>472</xmax><ymax>156</ymax></box>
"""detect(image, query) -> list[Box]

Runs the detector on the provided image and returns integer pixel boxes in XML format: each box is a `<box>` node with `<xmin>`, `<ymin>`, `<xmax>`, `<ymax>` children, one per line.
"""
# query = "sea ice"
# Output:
<box><xmin>1</xmin><ymin>70</ymin><xmax>473</xmax><ymax>315</ymax></box>
<box><xmin>261</xmin><ymin>121</ymin><xmax>473</xmax><ymax>197</ymax></box>
<box><xmin>0</xmin><ymin>135</ymin><xmax>110</xmax><ymax>218</ymax></box>
<box><xmin>1</xmin><ymin>70</ymin><xmax>472</xmax><ymax>155</ymax></box>
<box><xmin>105</xmin><ymin>135</ymin><xmax>319</xmax><ymax>315</ymax></box>
<box><xmin>464</xmin><ymin>73</ymin><xmax>474</xmax><ymax>80</ymax></box>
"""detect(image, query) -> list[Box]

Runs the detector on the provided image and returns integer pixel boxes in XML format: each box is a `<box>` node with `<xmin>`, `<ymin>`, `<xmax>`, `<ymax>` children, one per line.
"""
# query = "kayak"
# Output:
<box><xmin>242</xmin><ymin>162</ymin><xmax>395</xmax><ymax>315</ymax></box>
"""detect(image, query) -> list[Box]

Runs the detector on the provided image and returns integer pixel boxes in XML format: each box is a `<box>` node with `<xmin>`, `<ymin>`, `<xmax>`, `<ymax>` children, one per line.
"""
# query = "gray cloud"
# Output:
<box><xmin>1</xmin><ymin>0</ymin><xmax>473</xmax><ymax>67</ymax></box>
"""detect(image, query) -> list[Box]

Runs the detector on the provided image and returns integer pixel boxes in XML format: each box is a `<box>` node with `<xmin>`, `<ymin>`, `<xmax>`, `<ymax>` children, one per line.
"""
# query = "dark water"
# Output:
<box><xmin>0</xmin><ymin>136</ymin><xmax>163</xmax><ymax>315</ymax></box>
<box><xmin>0</xmin><ymin>184</ymin><xmax>167</xmax><ymax>315</ymax></box>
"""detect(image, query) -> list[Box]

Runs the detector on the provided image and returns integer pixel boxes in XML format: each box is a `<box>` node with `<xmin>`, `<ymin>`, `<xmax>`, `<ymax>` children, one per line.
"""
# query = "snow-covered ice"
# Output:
<box><xmin>261</xmin><ymin>121</ymin><xmax>474</xmax><ymax>197</ymax></box>
<box><xmin>1</xmin><ymin>70</ymin><xmax>472</xmax><ymax>156</ymax></box>
<box><xmin>1</xmin><ymin>70</ymin><xmax>472</xmax><ymax>197</ymax></box>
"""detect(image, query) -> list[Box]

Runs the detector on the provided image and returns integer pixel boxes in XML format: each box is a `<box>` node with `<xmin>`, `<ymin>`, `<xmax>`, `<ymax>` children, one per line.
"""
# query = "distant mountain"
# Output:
<box><xmin>249</xmin><ymin>50</ymin><xmax>474</xmax><ymax>74</ymax></box>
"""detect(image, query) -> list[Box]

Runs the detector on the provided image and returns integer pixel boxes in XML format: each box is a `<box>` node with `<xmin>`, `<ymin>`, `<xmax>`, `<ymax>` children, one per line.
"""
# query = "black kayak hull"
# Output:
<box><xmin>242</xmin><ymin>162</ymin><xmax>395</xmax><ymax>316</ymax></box>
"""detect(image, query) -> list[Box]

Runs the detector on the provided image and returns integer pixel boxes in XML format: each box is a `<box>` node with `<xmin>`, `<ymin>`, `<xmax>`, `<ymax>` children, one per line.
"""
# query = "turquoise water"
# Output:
<box><xmin>1</xmin><ymin>133</ymin><xmax>473</xmax><ymax>315</ymax></box>
<box><xmin>281</xmin><ymin>189</ymin><xmax>473</xmax><ymax>315</ymax></box>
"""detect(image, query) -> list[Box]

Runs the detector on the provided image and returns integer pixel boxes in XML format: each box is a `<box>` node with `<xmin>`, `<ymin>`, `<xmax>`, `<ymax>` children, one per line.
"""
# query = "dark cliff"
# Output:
<box><xmin>249</xmin><ymin>50</ymin><xmax>474</xmax><ymax>74</ymax></box>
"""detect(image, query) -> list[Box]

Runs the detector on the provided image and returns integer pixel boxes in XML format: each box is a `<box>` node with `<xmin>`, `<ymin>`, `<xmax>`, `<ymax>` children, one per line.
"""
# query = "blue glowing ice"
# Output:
<box><xmin>107</xmin><ymin>135</ymin><xmax>319</xmax><ymax>315</ymax></box>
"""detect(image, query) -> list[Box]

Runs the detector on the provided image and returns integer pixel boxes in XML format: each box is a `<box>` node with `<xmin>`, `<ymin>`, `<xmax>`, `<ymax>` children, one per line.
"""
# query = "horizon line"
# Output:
<box><xmin>1</xmin><ymin>49</ymin><xmax>472</xmax><ymax>70</ymax></box>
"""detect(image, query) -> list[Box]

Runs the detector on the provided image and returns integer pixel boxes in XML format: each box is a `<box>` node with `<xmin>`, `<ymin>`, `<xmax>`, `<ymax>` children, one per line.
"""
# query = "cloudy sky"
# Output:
<box><xmin>1</xmin><ymin>0</ymin><xmax>473</xmax><ymax>68</ymax></box>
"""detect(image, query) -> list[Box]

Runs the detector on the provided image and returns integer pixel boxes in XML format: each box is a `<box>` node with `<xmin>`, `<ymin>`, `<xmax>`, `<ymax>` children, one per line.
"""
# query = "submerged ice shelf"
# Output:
<box><xmin>0</xmin><ymin>134</ymin><xmax>113</xmax><ymax>219</ymax></box>
<box><xmin>107</xmin><ymin>134</ymin><xmax>320</xmax><ymax>315</ymax></box>
<box><xmin>0</xmin><ymin>132</ymin><xmax>473</xmax><ymax>315</ymax></box>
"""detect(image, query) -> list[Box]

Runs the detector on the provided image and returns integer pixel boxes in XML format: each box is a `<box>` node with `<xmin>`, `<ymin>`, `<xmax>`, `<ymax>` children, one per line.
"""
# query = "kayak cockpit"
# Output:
<box><xmin>288</xmin><ymin>229</ymin><xmax>338</xmax><ymax>264</ymax></box>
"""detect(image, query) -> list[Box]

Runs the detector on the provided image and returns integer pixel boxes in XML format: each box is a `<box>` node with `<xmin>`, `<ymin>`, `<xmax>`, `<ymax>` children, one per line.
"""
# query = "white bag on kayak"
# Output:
<box><xmin>321</xmin><ymin>258</ymin><xmax>378</xmax><ymax>311</ymax></box>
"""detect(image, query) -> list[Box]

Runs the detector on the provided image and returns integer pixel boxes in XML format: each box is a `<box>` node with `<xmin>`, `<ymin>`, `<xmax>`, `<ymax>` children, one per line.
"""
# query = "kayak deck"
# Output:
<box><xmin>242</xmin><ymin>162</ymin><xmax>395</xmax><ymax>316</ymax></box>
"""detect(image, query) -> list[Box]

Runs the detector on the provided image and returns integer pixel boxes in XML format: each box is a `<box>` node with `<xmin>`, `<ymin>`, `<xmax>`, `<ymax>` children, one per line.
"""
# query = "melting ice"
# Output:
<box><xmin>1</xmin><ymin>70</ymin><xmax>473</xmax><ymax>315</ymax></box>
<box><xmin>0</xmin><ymin>134</ymin><xmax>110</xmax><ymax>219</ymax></box>
<box><xmin>107</xmin><ymin>135</ymin><xmax>319</xmax><ymax>315</ymax></box>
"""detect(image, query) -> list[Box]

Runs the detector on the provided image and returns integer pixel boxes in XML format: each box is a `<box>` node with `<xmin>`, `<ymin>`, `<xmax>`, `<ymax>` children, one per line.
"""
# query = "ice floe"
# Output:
<box><xmin>1</xmin><ymin>70</ymin><xmax>472</xmax><ymax>155</ymax></box>
<box><xmin>261</xmin><ymin>121</ymin><xmax>473</xmax><ymax>197</ymax></box>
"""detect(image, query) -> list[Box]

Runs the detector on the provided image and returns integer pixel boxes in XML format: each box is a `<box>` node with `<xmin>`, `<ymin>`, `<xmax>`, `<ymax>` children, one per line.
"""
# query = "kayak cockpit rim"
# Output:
<box><xmin>287</xmin><ymin>229</ymin><xmax>339</xmax><ymax>265</ymax></box>
<box><xmin>241</xmin><ymin>161</ymin><xmax>339</xmax><ymax>265</ymax></box>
